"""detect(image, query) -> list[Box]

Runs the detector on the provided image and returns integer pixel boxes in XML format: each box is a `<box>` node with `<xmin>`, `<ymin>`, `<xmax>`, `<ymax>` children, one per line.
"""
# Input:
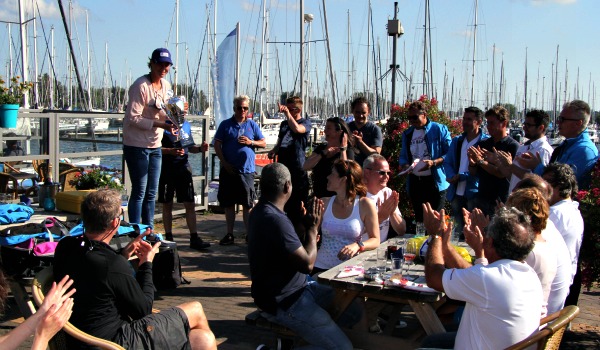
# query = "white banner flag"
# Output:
<box><xmin>211</xmin><ymin>28</ymin><xmax>237</xmax><ymax>131</ymax></box>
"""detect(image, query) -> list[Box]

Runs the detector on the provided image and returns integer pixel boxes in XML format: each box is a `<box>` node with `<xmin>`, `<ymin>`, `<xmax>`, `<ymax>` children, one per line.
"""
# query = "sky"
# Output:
<box><xmin>0</xmin><ymin>0</ymin><xmax>599</xmax><ymax>114</ymax></box>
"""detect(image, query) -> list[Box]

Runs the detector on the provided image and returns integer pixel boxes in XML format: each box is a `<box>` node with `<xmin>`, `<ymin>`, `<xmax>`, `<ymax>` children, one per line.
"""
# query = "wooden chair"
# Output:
<box><xmin>37</xmin><ymin>162</ymin><xmax>78</xmax><ymax>183</ymax></box>
<box><xmin>59</xmin><ymin>167</ymin><xmax>84</xmax><ymax>192</ymax></box>
<box><xmin>504</xmin><ymin>305</ymin><xmax>580</xmax><ymax>350</ymax></box>
<box><xmin>0</xmin><ymin>172</ymin><xmax>20</xmax><ymax>200</ymax></box>
<box><xmin>32</xmin><ymin>266</ymin><xmax>126</xmax><ymax>350</ymax></box>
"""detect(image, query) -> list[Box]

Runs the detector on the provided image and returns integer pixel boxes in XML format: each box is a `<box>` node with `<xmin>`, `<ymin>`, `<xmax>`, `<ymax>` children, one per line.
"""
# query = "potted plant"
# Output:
<box><xmin>0</xmin><ymin>76</ymin><xmax>32</xmax><ymax>128</ymax></box>
<box><xmin>69</xmin><ymin>166</ymin><xmax>124</xmax><ymax>191</ymax></box>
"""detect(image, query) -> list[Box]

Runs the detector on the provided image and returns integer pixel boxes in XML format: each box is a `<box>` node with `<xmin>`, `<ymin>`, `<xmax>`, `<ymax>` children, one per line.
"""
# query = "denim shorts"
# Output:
<box><xmin>217</xmin><ymin>170</ymin><xmax>256</xmax><ymax>208</ymax></box>
<box><xmin>114</xmin><ymin>307</ymin><xmax>191</xmax><ymax>350</ymax></box>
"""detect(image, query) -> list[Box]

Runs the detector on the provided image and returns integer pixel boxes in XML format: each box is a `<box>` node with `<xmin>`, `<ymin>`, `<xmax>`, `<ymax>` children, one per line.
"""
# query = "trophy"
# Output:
<box><xmin>164</xmin><ymin>96</ymin><xmax>194</xmax><ymax>148</ymax></box>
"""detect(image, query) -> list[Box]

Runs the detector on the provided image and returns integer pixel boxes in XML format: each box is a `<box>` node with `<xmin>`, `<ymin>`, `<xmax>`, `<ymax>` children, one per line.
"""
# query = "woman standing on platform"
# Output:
<box><xmin>123</xmin><ymin>48</ymin><xmax>178</xmax><ymax>226</ymax></box>
<box><xmin>311</xmin><ymin>159</ymin><xmax>380</xmax><ymax>275</ymax></box>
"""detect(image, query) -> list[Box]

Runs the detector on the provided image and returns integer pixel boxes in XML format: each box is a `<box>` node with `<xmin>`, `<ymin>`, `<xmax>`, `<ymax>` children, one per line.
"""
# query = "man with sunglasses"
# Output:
<box><xmin>214</xmin><ymin>95</ymin><xmax>266</xmax><ymax>245</ymax></box>
<box><xmin>522</xmin><ymin>100</ymin><xmax>598</xmax><ymax>190</ymax></box>
<box><xmin>363</xmin><ymin>154</ymin><xmax>406</xmax><ymax>242</ymax></box>
<box><xmin>268</xmin><ymin>96</ymin><xmax>312</xmax><ymax>231</ymax></box>
<box><xmin>399</xmin><ymin>100</ymin><xmax>451</xmax><ymax>223</ymax></box>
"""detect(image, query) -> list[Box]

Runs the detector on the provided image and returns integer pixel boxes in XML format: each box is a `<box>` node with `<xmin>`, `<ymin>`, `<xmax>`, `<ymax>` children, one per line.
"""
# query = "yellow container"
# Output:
<box><xmin>55</xmin><ymin>190</ymin><xmax>95</xmax><ymax>214</ymax></box>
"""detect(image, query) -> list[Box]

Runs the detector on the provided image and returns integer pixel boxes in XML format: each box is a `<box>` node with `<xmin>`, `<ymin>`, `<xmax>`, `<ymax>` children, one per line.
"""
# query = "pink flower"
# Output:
<box><xmin>577</xmin><ymin>190</ymin><xmax>589</xmax><ymax>201</ymax></box>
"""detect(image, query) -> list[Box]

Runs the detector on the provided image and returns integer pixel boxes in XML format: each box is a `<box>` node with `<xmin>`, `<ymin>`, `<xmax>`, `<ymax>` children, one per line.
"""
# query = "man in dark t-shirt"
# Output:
<box><xmin>248</xmin><ymin>163</ymin><xmax>358</xmax><ymax>349</ymax></box>
<box><xmin>347</xmin><ymin>97</ymin><xmax>383</xmax><ymax>166</ymax></box>
<box><xmin>268</xmin><ymin>96</ymin><xmax>312</xmax><ymax>228</ymax></box>
<box><xmin>54</xmin><ymin>189</ymin><xmax>216</xmax><ymax>349</ymax></box>
<box><xmin>468</xmin><ymin>106</ymin><xmax>520</xmax><ymax>217</ymax></box>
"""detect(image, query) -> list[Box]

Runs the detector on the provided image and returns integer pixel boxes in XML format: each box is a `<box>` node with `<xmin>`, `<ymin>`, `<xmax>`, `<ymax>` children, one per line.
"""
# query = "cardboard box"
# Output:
<box><xmin>55</xmin><ymin>190</ymin><xmax>95</xmax><ymax>214</ymax></box>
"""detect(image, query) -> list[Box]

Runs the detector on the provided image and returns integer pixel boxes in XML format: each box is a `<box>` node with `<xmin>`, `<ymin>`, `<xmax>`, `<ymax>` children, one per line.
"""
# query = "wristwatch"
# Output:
<box><xmin>477</xmin><ymin>159</ymin><xmax>485</xmax><ymax>166</ymax></box>
<box><xmin>356</xmin><ymin>240</ymin><xmax>365</xmax><ymax>252</ymax></box>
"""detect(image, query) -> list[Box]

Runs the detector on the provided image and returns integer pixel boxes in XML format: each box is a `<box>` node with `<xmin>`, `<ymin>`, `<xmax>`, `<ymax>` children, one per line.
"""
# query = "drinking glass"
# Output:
<box><xmin>415</xmin><ymin>222</ymin><xmax>425</xmax><ymax>237</ymax></box>
<box><xmin>391</xmin><ymin>257</ymin><xmax>403</xmax><ymax>274</ymax></box>
<box><xmin>403</xmin><ymin>239</ymin><xmax>418</xmax><ymax>275</ymax></box>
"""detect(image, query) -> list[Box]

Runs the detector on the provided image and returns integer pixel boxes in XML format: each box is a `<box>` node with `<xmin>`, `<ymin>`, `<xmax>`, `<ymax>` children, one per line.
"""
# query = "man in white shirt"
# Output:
<box><xmin>423</xmin><ymin>205</ymin><xmax>542</xmax><ymax>350</ymax></box>
<box><xmin>362</xmin><ymin>154</ymin><xmax>406</xmax><ymax>242</ymax></box>
<box><xmin>542</xmin><ymin>163</ymin><xmax>584</xmax><ymax>307</ymax></box>
<box><xmin>499</xmin><ymin>110</ymin><xmax>554</xmax><ymax>192</ymax></box>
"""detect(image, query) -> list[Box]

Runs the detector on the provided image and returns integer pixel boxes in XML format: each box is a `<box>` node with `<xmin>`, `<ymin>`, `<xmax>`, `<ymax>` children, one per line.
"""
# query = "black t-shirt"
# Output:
<box><xmin>348</xmin><ymin>121</ymin><xmax>383</xmax><ymax>166</ymax></box>
<box><xmin>476</xmin><ymin>136</ymin><xmax>520</xmax><ymax>202</ymax></box>
<box><xmin>310</xmin><ymin>144</ymin><xmax>340</xmax><ymax>198</ymax></box>
<box><xmin>248</xmin><ymin>201</ymin><xmax>307</xmax><ymax>314</ymax></box>
<box><xmin>277</xmin><ymin>118</ymin><xmax>312</xmax><ymax>173</ymax></box>
<box><xmin>54</xmin><ymin>236</ymin><xmax>155</xmax><ymax>342</ymax></box>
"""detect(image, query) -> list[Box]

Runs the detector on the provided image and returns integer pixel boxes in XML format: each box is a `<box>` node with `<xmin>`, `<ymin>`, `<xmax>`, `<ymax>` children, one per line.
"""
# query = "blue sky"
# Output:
<box><xmin>1</xmin><ymin>0</ymin><xmax>598</xmax><ymax>113</ymax></box>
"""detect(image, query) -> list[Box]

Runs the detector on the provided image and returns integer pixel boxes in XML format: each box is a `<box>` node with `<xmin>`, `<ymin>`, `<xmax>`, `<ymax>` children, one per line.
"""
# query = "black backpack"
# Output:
<box><xmin>152</xmin><ymin>240</ymin><xmax>190</xmax><ymax>290</ymax></box>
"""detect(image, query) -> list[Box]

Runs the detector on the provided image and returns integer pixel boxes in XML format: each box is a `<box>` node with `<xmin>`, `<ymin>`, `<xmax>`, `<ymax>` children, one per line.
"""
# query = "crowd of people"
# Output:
<box><xmin>3</xmin><ymin>46</ymin><xmax>593</xmax><ymax>349</ymax></box>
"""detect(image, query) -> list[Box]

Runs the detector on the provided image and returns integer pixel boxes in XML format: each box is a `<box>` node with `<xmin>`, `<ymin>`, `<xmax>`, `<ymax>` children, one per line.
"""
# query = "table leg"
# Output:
<box><xmin>407</xmin><ymin>300</ymin><xmax>446</xmax><ymax>335</ymax></box>
<box><xmin>330</xmin><ymin>289</ymin><xmax>359</xmax><ymax>321</ymax></box>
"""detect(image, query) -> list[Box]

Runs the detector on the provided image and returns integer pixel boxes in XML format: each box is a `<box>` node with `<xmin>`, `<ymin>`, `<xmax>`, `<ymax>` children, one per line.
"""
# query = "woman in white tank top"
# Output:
<box><xmin>313</xmin><ymin>159</ymin><xmax>380</xmax><ymax>273</ymax></box>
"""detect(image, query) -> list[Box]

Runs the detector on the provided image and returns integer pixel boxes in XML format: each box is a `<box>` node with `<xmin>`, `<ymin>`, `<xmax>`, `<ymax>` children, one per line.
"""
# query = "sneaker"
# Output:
<box><xmin>256</xmin><ymin>345</ymin><xmax>270</xmax><ymax>350</ymax></box>
<box><xmin>219</xmin><ymin>233</ymin><xmax>235</xmax><ymax>246</ymax></box>
<box><xmin>190</xmin><ymin>237</ymin><xmax>211</xmax><ymax>250</ymax></box>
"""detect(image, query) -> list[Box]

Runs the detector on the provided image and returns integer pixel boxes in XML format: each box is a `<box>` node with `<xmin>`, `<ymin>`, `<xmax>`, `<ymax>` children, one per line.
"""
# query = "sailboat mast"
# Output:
<box><xmin>58</xmin><ymin>0</ymin><xmax>89</xmax><ymax>111</ymax></box>
<box><xmin>259</xmin><ymin>0</ymin><xmax>266</xmax><ymax>124</ymax></box>
<box><xmin>300</xmin><ymin>0</ymin><xmax>304</xmax><ymax>102</ymax></box>
<box><xmin>18</xmin><ymin>0</ymin><xmax>29</xmax><ymax>108</ymax></box>
<box><xmin>104</xmin><ymin>42</ymin><xmax>109</xmax><ymax>110</ymax></box>
<box><xmin>366</xmin><ymin>1</ymin><xmax>370</xmax><ymax>94</ymax></box>
<box><xmin>86</xmin><ymin>10</ymin><xmax>92</xmax><ymax>110</ymax></box>
<box><xmin>422</xmin><ymin>0</ymin><xmax>428</xmax><ymax>97</ymax></box>
<box><xmin>322</xmin><ymin>0</ymin><xmax>337</xmax><ymax>115</ymax></box>
<box><xmin>524</xmin><ymin>47</ymin><xmax>528</xmax><ymax>116</ymax></box>
<box><xmin>553</xmin><ymin>45</ymin><xmax>559</xmax><ymax>125</ymax></box>
<box><xmin>33</xmin><ymin>13</ymin><xmax>39</xmax><ymax>108</ymax></box>
<box><xmin>50</xmin><ymin>25</ymin><xmax>54</xmax><ymax>108</ymax></box>
<box><xmin>347</xmin><ymin>9</ymin><xmax>350</xmax><ymax>113</ymax></box>
<box><xmin>470</xmin><ymin>0</ymin><xmax>478</xmax><ymax>105</ymax></box>
<box><xmin>173</xmin><ymin>0</ymin><xmax>179</xmax><ymax>94</ymax></box>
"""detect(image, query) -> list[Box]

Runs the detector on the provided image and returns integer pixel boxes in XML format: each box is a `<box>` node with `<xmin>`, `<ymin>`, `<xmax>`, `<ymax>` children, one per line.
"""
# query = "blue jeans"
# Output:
<box><xmin>123</xmin><ymin>145</ymin><xmax>162</xmax><ymax>227</ymax></box>
<box><xmin>264</xmin><ymin>282</ymin><xmax>360</xmax><ymax>350</ymax></box>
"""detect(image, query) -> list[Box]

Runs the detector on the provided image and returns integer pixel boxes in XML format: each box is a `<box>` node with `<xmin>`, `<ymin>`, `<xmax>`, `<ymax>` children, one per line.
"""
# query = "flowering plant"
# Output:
<box><xmin>379</xmin><ymin>95</ymin><xmax>463</xmax><ymax>226</ymax></box>
<box><xmin>0</xmin><ymin>76</ymin><xmax>33</xmax><ymax>105</ymax></box>
<box><xmin>576</xmin><ymin>159</ymin><xmax>600</xmax><ymax>290</ymax></box>
<box><xmin>69</xmin><ymin>166</ymin><xmax>124</xmax><ymax>191</ymax></box>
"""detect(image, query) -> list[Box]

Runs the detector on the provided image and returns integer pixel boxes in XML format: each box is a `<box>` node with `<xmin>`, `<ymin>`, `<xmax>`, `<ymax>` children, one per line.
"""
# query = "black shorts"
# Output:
<box><xmin>114</xmin><ymin>307</ymin><xmax>191</xmax><ymax>349</ymax></box>
<box><xmin>158</xmin><ymin>165</ymin><xmax>195</xmax><ymax>203</ymax></box>
<box><xmin>217</xmin><ymin>170</ymin><xmax>256</xmax><ymax>208</ymax></box>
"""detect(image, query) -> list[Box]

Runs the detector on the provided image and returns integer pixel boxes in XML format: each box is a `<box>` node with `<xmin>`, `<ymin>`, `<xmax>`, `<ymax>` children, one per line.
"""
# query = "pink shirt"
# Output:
<box><xmin>123</xmin><ymin>75</ymin><xmax>171</xmax><ymax>148</ymax></box>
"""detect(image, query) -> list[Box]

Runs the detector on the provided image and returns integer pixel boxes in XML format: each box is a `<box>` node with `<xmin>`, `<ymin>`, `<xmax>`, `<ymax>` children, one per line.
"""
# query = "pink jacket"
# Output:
<box><xmin>123</xmin><ymin>75</ymin><xmax>171</xmax><ymax>148</ymax></box>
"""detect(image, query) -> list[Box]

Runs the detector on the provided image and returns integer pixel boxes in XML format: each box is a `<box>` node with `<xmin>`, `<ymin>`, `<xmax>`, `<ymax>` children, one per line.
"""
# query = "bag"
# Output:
<box><xmin>152</xmin><ymin>241</ymin><xmax>190</xmax><ymax>290</ymax></box>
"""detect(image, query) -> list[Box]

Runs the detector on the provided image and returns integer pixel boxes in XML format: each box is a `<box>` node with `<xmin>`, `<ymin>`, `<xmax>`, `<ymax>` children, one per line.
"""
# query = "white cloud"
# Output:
<box><xmin>453</xmin><ymin>30</ymin><xmax>473</xmax><ymax>38</ymax></box>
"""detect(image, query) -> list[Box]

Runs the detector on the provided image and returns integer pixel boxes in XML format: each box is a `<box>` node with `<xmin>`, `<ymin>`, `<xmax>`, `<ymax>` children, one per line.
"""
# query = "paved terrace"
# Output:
<box><xmin>1</xmin><ymin>210</ymin><xmax>599</xmax><ymax>349</ymax></box>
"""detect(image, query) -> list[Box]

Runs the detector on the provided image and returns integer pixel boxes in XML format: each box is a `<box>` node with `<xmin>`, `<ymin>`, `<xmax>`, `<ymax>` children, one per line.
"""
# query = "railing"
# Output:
<box><xmin>1</xmin><ymin>109</ymin><xmax>210</xmax><ymax>214</ymax></box>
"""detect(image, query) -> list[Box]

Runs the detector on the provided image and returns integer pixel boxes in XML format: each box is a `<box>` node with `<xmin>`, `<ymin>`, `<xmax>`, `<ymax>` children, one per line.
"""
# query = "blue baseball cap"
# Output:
<box><xmin>151</xmin><ymin>48</ymin><xmax>173</xmax><ymax>65</ymax></box>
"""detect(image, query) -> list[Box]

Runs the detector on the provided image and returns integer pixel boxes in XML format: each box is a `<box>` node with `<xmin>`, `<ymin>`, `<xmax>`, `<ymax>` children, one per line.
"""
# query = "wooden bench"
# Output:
<box><xmin>245</xmin><ymin>310</ymin><xmax>295</xmax><ymax>348</ymax></box>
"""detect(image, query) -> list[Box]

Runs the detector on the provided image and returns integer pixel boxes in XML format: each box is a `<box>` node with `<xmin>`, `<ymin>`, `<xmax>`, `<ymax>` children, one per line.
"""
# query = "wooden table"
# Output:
<box><xmin>317</xmin><ymin>240</ymin><xmax>446</xmax><ymax>349</ymax></box>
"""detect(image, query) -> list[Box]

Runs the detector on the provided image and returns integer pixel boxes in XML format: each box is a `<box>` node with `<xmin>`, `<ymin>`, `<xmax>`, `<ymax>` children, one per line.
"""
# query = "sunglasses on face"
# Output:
<box><xmin>367</xmin><ymin>168</ymin><xmax>391</xmax><ymax>176</ymax></box>
<box><xmin>237</xmin><ymin>106</ymin><xmax>249</xmax><ymax>111</ymax></box>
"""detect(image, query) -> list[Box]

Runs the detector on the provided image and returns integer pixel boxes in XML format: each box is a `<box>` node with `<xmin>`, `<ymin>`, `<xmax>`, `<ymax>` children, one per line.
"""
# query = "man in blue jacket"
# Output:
<box><xmin>524</xmin><ymin>99</ymin><xmax>599</xmax><ymax>190</ymax></box>
<box><xmin>443</xmin><ymin>107</ymin><xmax>488</xmax><ymax>236</ymax></box>
<box><xmin>399</xmin><ymin>100</ymin><xmax>451</xmax><ymax>223</ymax></box>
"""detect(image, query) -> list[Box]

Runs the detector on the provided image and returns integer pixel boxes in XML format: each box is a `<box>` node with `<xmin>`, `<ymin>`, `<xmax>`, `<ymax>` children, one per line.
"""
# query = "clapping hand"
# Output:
<box><xmin>302</xmin><ymin>197</ymin><xmax>324</xmax><ymax>232</ymax></box>
<box><xmin>517</xmin><ymin>151</ymin><xmax>542</xmax><ymax>170</ymax></box>
<box><xmin>377</xmin><ymin>190</ymin><xmax>399</xmax><ymax>224</ymax></box>
<box><xmin>423</xmin><ymin>203</ymin><xmax>451</xmax><ymax>245</ymax></box>
<box><xmin>462</xmin><ymin>208</ymin><xmax>485</xmax><ymax>257</ymax></box>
